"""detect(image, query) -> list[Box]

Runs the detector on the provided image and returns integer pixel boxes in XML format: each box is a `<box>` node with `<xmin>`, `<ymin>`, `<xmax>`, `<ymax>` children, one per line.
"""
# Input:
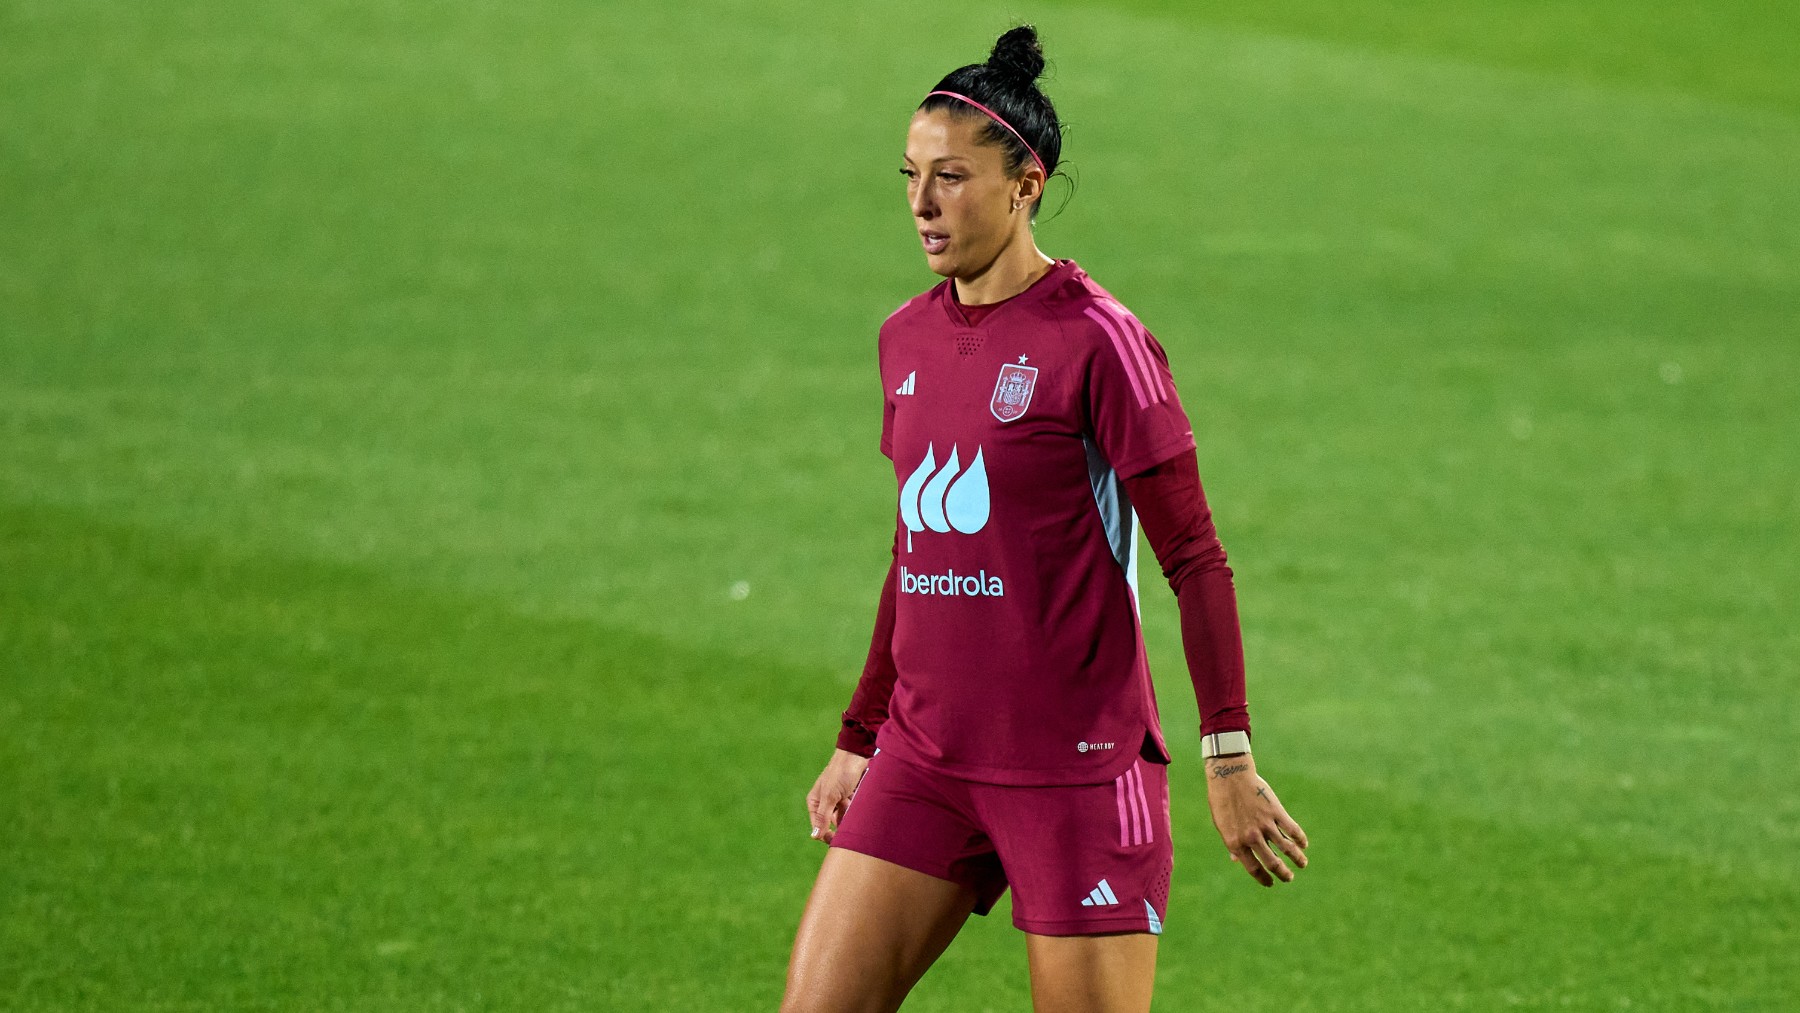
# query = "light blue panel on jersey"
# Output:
<box><xmin>1082</xmin><ymin>437</ymin><xmax>1140</xmax><ymax>613</ymax></box>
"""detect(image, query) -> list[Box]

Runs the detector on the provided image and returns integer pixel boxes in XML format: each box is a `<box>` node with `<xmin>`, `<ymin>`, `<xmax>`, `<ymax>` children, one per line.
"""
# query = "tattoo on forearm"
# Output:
<box><xmin>1210</xmin><ymin>762</ymin><xmax>1250</xmax><ymax>780</ymax></box>
<box><xmin>1256</xmin><ymin>787</ymin><xmax>1269</xmax><ymax>800</ymax></box>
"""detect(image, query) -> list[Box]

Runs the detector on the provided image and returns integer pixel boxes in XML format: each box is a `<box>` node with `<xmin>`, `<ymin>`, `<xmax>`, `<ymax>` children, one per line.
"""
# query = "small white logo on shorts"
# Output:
<box><xmin>1077</xmin><ymin>740</ymin><xmax>1115</xmax><ymax>754</ymax></box>
<box><xmin>1080</xmin><ymin>879</ymin><xmax>1120</xmax><ymax>907</ymax></box>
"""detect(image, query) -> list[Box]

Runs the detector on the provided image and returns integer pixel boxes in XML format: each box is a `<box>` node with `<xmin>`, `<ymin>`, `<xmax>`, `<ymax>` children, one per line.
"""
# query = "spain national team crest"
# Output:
<box><xmin>990</xmin><ymin>358</ymin><xmax>1039</xmax><ymax>423</ymax></box>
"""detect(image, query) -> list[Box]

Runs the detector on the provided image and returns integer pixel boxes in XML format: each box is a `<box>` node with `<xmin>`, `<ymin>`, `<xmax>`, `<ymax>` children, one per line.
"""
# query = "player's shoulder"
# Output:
<box><xmin>878</xmin><ymin>279</ymin><xmax>949</xmax><ymax>338</ymax></box>
<box><xmin>1041</xmin><ymin>260</ymin><xmax>1150</xmax><ymax>348</ymax></box>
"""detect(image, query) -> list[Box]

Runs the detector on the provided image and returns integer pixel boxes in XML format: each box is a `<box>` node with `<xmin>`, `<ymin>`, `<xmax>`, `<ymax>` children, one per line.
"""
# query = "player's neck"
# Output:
<box><xmin>953</xmin><ymin>242</ymin><xmax>1055</xmax><ymax>306</ymax></box>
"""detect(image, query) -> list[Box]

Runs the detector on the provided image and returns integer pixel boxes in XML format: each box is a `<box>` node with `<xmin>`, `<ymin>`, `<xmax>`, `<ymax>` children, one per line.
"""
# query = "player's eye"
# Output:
<box><xmin>938</xmin><ymin>173</ymin><xmax>962</xmax><ymax>182</ymax></box>
<box><xmin>899</xmin><ymin>168</ymin><xmax>915</xmax><ymax>179</ymax></box>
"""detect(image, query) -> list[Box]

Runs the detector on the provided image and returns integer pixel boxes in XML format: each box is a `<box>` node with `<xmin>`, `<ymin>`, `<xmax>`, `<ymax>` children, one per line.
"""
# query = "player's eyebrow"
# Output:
<box><xmin>902</xmin><ymin>153</ymin><xmax>971</xmax><ymax>166</ymax></box>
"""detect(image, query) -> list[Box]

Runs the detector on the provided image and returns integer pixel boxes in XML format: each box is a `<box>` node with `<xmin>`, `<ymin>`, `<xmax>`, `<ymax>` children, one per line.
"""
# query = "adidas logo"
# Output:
<box><xmin>895</xmin><ymin>370</ymin><xmax>916</xmax><ymax>396</ymax></box>
<box><xmin>1080</xmin><ymin>879</ymin><xmax>1120</xmax><ymax>907</ymax></box>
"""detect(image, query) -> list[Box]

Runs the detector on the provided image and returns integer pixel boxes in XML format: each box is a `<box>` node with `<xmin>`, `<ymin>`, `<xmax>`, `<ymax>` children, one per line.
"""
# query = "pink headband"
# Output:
<box><xmin>925</xmin><ymin>90</ymin><xmax>1047</xmax><ymax>179</ymax></box>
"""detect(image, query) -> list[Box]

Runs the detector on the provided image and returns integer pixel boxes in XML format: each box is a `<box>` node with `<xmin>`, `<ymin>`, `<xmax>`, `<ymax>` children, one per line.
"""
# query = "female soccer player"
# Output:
<box><xmin>782</xmin><ymin>25</ymin><xmax>1309</xmax><ymax>1013</ymax></box>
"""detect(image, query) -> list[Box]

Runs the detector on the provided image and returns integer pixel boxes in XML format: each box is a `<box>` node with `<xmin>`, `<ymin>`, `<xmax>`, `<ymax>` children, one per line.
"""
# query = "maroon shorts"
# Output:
<box><xmin>830</xmin><ymin>748</ymin><xmax>1172</xmax><ymax>936</ymax></box>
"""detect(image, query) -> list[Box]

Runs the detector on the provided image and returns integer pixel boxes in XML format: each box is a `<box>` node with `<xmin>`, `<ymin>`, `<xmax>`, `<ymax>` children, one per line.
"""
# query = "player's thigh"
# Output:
<box><xmin>783</xmin><ymin>847</ymin><xmax>978</xmax><ymax>1013</ymax></box>
<box><xmin>1024</xmin><ymin>931</ymin><xmax>1159</xmax><ymax>1013</ymax></box>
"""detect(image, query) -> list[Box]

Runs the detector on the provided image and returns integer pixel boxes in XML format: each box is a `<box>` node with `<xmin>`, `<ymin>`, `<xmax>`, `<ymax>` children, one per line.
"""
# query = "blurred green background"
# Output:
<box><xmin>3</xmin><ymin>1</ymin><xmax>1796</xmax><ymax>1009</ymax></box>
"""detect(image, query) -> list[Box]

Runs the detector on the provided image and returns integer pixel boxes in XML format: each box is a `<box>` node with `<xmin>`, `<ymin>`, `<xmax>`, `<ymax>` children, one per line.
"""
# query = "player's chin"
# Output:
<box><xmin>922</xmin><ymin>251</ymin><xmax>955</xmax><ymax>276</ymax></box>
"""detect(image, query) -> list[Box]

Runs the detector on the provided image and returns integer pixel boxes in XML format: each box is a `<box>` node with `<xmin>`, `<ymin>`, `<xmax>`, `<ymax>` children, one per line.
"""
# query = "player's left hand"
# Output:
<box><xmin>1203</xmin><ymin>753</ymin><xmax>1309</xmax><ymax>887</ymax></box>
<box><xmin>805</xmin><ymin>748</ymin><xmax>871</xmax><ymax>846</ymax></box>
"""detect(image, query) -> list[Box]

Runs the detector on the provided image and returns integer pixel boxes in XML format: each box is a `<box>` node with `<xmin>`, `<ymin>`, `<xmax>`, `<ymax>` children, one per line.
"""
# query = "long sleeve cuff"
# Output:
<box><xmin>835</xmin><ymin>719</ymin><xmax>879</xmax><ymax>757</ymax></box>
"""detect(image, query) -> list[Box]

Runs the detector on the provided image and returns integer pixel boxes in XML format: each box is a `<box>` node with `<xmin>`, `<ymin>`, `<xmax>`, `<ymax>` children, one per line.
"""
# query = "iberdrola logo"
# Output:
<box><xmin>898</xmin><ymin>443</ymin><xmax>989</xmax><ymax>552</ymax></box>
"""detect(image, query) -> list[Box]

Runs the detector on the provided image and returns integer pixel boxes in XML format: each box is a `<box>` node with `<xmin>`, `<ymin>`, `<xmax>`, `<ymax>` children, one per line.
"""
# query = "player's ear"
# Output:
<box><xmin>1022</xmin><ymin>166</ymin><xmax>1051</xmax><ymax>206</ymax></box>
<box><xmin>1016</xmin><ymin>169</ymin><xmax>1045</xmax><ymax>208</ymax></box>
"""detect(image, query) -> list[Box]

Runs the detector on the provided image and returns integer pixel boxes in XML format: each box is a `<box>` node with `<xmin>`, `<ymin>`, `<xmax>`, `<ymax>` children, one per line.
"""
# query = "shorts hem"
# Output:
<box><xmin>1014</xmin><ymin>913</ymin><xmax>1163</xmax><ymax>937</ymax></box>
<box><xmin>829</xmin><ymin>830</ymin><xmax>1002</xmax><ymax>916</ymax></box>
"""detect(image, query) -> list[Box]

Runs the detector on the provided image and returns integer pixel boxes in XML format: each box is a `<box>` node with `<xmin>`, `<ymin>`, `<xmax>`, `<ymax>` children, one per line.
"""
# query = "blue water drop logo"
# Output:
<box><xmin>899</xmin><ymin>443</ymin><xmax>989</xmax><ymax>551</ymax></box>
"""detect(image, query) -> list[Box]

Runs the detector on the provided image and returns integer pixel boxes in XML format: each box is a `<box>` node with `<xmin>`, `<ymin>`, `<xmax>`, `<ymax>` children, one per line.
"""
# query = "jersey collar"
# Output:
<box><xmin>940</xmin><ymin>258</ymin><xmax>1079</xmax><ymax>329</ymax></box>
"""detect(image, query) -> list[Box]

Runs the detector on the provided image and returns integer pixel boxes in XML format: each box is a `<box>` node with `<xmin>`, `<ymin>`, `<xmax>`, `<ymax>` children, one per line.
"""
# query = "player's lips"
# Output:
<box><xmin>920</xmin><ymin>230</ymin><xmax>949</xmax><ymax>255</ymax></box>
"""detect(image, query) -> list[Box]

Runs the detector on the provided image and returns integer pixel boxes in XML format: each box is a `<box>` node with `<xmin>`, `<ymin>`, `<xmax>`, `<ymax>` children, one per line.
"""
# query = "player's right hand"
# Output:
<box><xmin>805</xmin><ymin>748</ymin><xmax>871</xmax><ymax>845</ymax></box>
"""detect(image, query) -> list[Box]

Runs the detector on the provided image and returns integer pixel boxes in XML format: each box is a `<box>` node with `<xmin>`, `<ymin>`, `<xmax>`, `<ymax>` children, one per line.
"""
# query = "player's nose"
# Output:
<box><xmin>909</xmin><ymin>179</ymin><xmax>936</xmax><ymax>218</ymax></box>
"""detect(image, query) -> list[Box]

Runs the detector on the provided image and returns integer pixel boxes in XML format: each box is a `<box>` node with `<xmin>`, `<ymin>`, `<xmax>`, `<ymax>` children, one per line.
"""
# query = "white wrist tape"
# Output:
<box><xmin>1201</xmin><ymin>730</ymin><xmax>1252</xmax><ymax>759</ymax></box>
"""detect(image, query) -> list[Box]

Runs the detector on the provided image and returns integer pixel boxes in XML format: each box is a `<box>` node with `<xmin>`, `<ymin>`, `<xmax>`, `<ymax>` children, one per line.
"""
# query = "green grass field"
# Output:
<box><xmin>4</xmin><ymin>1</ymin><xmax>1797</xmax><ymax>1009</ymax></box>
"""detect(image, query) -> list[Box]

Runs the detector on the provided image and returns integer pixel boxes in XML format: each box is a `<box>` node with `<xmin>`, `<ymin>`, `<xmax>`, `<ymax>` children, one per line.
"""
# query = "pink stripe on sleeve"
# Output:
<box><xmin>1120</xmin><ymin>310</ymin><xmax>1171</xmax><ymax>403</ymax></box>
<box><xmin>1097</xmin><ymin>299</ymin><xmax>1165</xmax><ymax>406</ymax></box>
<box><xmin>1084</xmin><ymin>306</ymin><xmax>1151</xmax><ymax>409</ymax></box>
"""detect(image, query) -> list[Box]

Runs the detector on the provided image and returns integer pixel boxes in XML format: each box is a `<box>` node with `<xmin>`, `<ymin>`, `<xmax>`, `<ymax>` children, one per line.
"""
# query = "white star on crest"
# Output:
<box><xmin>1018</xmin><ymin>355</ymin><xmax>1029</xmax><ymax>364</ymax></box>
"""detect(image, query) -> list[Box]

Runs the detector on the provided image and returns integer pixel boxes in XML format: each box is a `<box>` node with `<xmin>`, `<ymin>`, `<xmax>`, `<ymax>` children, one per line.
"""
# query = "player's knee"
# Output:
<box><xmin>780</xmin><ymin>975</ymin><xmax>903</xmax><ymax>1013</ymax></box>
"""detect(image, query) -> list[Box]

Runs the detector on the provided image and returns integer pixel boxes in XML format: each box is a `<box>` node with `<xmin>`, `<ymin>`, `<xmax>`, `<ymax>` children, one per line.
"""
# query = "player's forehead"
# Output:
<box><xmin>903</xmin><ymin>109</ymin><xmax>999</xmax><ymax>168</ymax></box>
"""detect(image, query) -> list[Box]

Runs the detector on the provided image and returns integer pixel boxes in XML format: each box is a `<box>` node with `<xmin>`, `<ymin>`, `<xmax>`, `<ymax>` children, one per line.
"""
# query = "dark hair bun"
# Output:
<box><xmin>987</xmin><ymin>25</ymin><xmax>1045</xmax><ymax>83</ymax></box>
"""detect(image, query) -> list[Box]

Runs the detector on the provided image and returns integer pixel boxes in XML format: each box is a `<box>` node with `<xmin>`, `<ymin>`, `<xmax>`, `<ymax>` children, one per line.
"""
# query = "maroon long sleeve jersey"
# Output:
<box><xmin>833</xmin><ymin>259</ymin><xmax>1251</xmax><ymax>783</ymax></box>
